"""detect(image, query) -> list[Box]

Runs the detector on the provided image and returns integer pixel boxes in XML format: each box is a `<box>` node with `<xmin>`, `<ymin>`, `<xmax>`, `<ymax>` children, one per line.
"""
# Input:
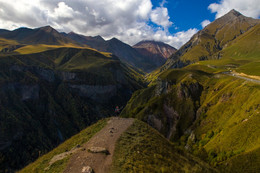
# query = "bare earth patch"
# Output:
<box><xmin>63</xmin><ymin>117</ymin><xmax>134</xmax><ymax>173</ymax></box>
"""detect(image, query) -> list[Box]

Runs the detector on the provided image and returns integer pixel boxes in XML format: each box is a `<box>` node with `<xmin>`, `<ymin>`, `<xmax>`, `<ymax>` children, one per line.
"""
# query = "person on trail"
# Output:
<box><xmin>115</xmin><ymin>106</ymin><xmax>120</xmax><ymax>116</ymax></box>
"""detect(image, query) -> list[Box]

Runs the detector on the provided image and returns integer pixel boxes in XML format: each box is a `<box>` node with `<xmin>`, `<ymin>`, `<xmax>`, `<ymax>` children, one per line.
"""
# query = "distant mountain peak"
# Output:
<box><xmin>216</xmin><ymin>9</ymin><xmax>244</xmax><ymax>22</ymax></box>
<box><xmin>133</xmin><ymin>40</ymin><xmax>177</xmax><ymax>60</ymax></box>
<box><xmin>38</xmin><ymin>25</ymin><xmax>57</xmax><ymax>33</ymax></box>
<box><xmin>134</xmin><ymin>40</ymin><xmax>174</xmax><ymax>48</ymax></box>
<box><xmin>110</xmin><ymin>37</ymin><xmax>120</xmax><ymax>42</ymax></box>
<box><xmin>225</xmin><ymin>9</ymin><xmax>242</xmax><ymax>17</ymax></box>
<box><xmin>68</xmin><ymin>31</ymin><xmax>76</xmax><ymax>35</ymax></box>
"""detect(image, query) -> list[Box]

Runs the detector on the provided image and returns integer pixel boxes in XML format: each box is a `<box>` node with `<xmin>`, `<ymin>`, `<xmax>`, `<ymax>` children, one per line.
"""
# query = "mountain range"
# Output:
<box><xmin>0</xmin><ymin>26</ymin><xmax>176</xmax><ymax>73</ymax></box>
<box><xmin>0</xmin><ymin>9</ymin><xmax>259</xmax><ymax>173</ymax></box>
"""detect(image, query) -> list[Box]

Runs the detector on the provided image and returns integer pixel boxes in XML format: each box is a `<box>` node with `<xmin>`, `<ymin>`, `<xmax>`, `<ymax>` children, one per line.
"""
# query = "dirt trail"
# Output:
<box><xmin>222</xmin><ymin>71</ymin><xmax>260</xmax><ymax>84</ymax></box>
<box><xmin>63</xmin><ymin>117</ymin><xmax>134</xmax><ymax>173</ymax></box>
<box><xmin>229</xmin><ymin>72</ymin><xmax>260</xmax><ymax>84</ymax></box>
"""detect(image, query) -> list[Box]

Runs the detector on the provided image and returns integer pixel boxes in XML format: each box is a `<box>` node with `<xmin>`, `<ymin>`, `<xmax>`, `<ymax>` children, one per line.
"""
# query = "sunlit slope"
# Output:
<box><xmin>161</xmin><ymin>9</ymin><xmax>259</xmax><ymax>71</ymax></box>
<box><xmin>121</xmin><ymin>65</ymin><xmax>260</xmax><ymax>172</ymax></box>
<box><xmin>198</xmin><ymin>23</ymin><xmax>260</xmax><ymax>76</ymax></box>
<box><xmin>112</xmin><ymin>120</ymin><xmax>216</xmax><ymax>173</ymax></box>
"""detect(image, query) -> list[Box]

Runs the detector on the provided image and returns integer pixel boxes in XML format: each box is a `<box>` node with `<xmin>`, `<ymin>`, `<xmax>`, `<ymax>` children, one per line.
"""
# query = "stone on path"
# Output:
<box><xmin>82</xmin><ymin>166</ymin><xmax>93</xmax><ymax>173</ymax></box>
<box><xmin>88</xmin><ymin>147</ymin><xmax>109</xmax><ymax>155</ymax></box>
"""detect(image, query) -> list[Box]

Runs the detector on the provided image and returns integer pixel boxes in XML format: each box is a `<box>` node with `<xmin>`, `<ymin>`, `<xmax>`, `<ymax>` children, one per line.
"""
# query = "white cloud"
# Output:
<box><xmin>150</xmin><ymin>7</ymin><xmax>173</xmax><ymax>29</ymax></box>
<box><xmin>208</xmin><ymin>0</ymin><xmax>260</xmax><ymax>19</ymax></box>
<box><xmin>201</xmin><ymin>20</ymin><xmax>211</xmax><ymax>28</ymax></box>
<box><xmin>0</xmin><ymin>0</ymin><xmax>198</xmax><ymax>49</ymax></box>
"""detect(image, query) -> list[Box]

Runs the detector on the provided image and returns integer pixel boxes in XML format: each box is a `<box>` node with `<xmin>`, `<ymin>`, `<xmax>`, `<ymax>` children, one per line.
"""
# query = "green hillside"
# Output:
<box><xmin>111</xmin><ymin>120</ymin><xmax>216</xmax><ymax>173</ymax></box>
<box><xmin>160</xmin><ymin>9</ymin><xmax>259</xmax><ymax>74</ymax></box>
<box><xmin>197</xmin><ymin>23</ymin><xmax>260</xmax><ymax>76</ymax></box>
<box><xmin>121</xmin><ymin>65</ymin><xmax>260</xmax><ymax>172</ymax></box>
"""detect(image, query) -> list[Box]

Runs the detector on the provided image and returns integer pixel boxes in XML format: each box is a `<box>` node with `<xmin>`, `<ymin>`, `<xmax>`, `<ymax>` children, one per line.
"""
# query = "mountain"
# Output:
<box><xmin>0</xmin><ymin>26</ymin><xmax>175</xmax><ymax>72</ymax></box>
<box><xmin>1</xmin><ymin>9</ymin><xmax>260</xmax><ymax>173</ymax></box>
<box><xmin>121</xmin><ymin>10</ymin><xmax>260</xmax><ymax>172</ymax></box>
<box><xmin>0</xmin><ymin>26</ymin><xmax>77</xmax><ymax>45</ymax></box>
<box><xmin>134</xmin><ymin>40</ymin><xmax>176</xmax><ymax>59</ymax></box>
<box><xmin>66</xmin><ymin>32</ymin><xmax>158</xmax><ymax>72</ymax></box>
<box><xmin>121</xmin><ymin>64</ymin><xmax>260</xmax><ymax>172</ymax></box>
<box><xmin>66</xmin><ymin>33</ymin><xmax>174</xmax><ymax>72</ymax></box>
<box><xmin>0</xmin><ymin>46</ymin><xmax>144</xmax><ymax>172</ymax></box>
<box><xmin>20</xmin><ymin>118</ymin><xmax>216</xmax><ymax>173</ymax></box>
<box><xmin>66</xmin><ymin>32</ymin><xmax>106</xmax><ymax>49</ymax></box>
<box><xmin>133</xmin><ymin>40</ymin><xmax>177</xmax><ymax>67</ymax></box>
<box><xmin>162</xmin><ymin>9</ymin><xmax>260</xmax><ymax>70</ymax></box>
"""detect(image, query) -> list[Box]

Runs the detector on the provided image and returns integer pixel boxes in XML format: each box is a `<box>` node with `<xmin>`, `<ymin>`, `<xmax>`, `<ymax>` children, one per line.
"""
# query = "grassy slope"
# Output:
<box><xmin>0</xmin><ymin>38</ymin><xmax>19</xmax><ymax>49</ymax></box>
<box><xmin>191</xmin><ymin>74</ymin><xmax>260</xmax><ymax>170</ymax></box>
<box><xmin>150</xmin><ymin>12</ymin><xmax>259</xmax><ymax>83</ymax></box>
<box><xmin>195</xmin><ymin>23</ymin><xmax>260</xmax><ymax>76</ymax></box>
<box><xmin>121</xmin><ymin>65</ymin><xmax>260</xmax><ymax>172</ymax></box>
<box><xmin>19</xmin><ymin>119</ymin><xmax>107</xmax><ymax>173</ymax></box>
<box><xmin>111</xmin><ymin>120</ymin><xmax>216</xmax><ymax>173</ymax></box>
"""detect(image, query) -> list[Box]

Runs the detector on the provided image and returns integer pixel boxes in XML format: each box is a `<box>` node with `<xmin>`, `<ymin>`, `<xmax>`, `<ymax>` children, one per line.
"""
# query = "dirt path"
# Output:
<box><xmin>222</xmin><ymin>71</ymin><xmax>260</xmax><ymax>84</ymax></box>
<box><xmin>230</xmin><ymin>72</ymin><xmax>260</xmax><ymax>84</ymax></box>
<box><xmin>63</xmin><ymin>117</ymin><xmax>134</xmax><ymax>173</ymax></box>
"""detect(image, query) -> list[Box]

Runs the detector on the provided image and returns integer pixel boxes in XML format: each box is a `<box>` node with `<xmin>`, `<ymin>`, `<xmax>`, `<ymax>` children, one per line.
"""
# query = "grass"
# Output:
<box><xmin>14</xmin><ymin>44</ymin><xmax>111</xmax><ymax>57</ymax></box>
<box><xmin>195</xmin><ymin>24</ymin><xmax>260</xmax><ymax>77</ymax></box>
<box><xmin>236</xmin><ymin>61</ymin><xmax>260</xmax><ymax>76</ymax></box>
<box><xmin>122</xmin><ymin>62</ymin><xmax>260</xmax><ymax>172</ymax></box>
<box><xmin>111</xmin><ymin>120</ymin><xmax>216</xmax><ymax>173</ymax></box>
<box><xmin>19</xmin><ymin>118</ymin><xmax>107</xmax><ymax>173</ymax></box>
<box><xmin>218</xmin><ymin>147</ymin><xmax>260</xmax><ymax>172</ymax></box>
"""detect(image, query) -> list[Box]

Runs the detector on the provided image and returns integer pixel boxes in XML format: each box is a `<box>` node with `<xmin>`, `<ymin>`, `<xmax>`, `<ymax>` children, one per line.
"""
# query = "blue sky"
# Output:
<box><xmin>155</xmin><ymin>0</ymin><xmax>216</xmax><ymax>32</ymax></box>
<box><xmin>0</xmin><ymin>0</ymin><xmax>259</xmax><ymax>48</ymax></box>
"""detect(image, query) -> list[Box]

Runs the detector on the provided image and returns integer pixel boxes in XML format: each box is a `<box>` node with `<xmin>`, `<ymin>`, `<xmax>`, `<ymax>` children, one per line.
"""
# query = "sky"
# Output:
<box><xmin>0</xmin><ymin>0</ymin><xmax>259</xmax><ymax>49</ymax></box>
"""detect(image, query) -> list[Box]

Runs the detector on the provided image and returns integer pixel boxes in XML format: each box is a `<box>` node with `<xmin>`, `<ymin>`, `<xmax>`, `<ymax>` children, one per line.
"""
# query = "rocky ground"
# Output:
<box><xmin>58</xmin><ymin>117</ymin><xmax>134</xmax><ymax>173</ymax></box>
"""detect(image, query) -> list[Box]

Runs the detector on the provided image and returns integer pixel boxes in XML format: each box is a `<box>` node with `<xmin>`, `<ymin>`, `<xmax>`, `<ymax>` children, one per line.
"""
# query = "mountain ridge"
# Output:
<box><xmin>162</xmin><ymin>9</ymin><xmax>260</xmax><ymax>71</ymax></box>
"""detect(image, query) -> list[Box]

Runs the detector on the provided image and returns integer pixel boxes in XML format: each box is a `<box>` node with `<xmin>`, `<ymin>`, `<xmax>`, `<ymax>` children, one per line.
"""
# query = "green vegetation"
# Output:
<box><xmin>111</xmin><ymin>120</ymin><xmax>216</xmax><ymax>173</ymax></box>
<box><xmin>197</xmin><ymin>23</ymin><xmax>260</xmax><ymax>76</ymax></box>
<box><xmin>122</xmin><ymin>63</ymin><xmax>260</xmax><ymax>172</ymax></box>
<box><xmin>19</xmin><ymin>119</ymin><xmax>107</xmax><ymax>173</ymax></box>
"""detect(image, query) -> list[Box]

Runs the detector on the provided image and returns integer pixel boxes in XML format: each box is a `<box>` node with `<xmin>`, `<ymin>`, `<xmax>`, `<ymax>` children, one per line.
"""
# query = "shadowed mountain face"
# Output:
<box><xmin>66</xmin><ymin>33</ymin><xmax>177</xmax><ymax>72</ymax></box>
<box><xmin>0</xmin><ymin>26</ymin><xmax>177</xmax><ymax>72</ymax></box>
<box><xmin>0</xmin><ymin>26</ymin><xmax>77</xmax><ymax>45</ymax></box>
<box><xmin>65</xmin><ymin>32</ymin><xmax>105</xmax><ymax>49</ymax></box>
<box><xmin>0</xmin><ymin>47</ymin><xmax>144</xmax><ymax>172</ymax></box>
<box><xmin>162</xmin><ymin>9</ymin><xmax>260</xmax><ymax>70</ymax></box>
